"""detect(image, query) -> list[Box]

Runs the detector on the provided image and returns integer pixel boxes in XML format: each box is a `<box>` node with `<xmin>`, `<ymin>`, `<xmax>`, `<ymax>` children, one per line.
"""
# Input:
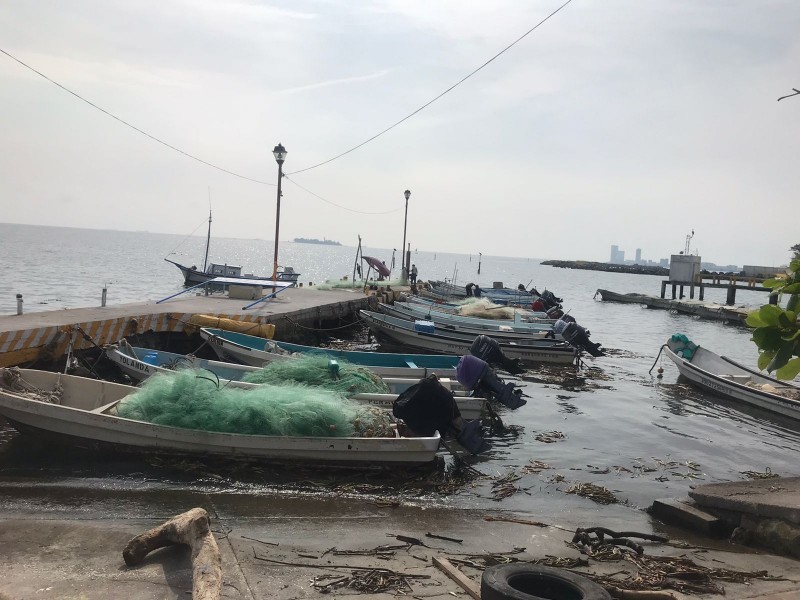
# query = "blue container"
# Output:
<box><xmin>413</xmin><ymin>320</ymin><xmax>435</xmax><ymax>334</ymax></box>
<box><xmin>142</xmin><ymin>352</ymin><xmax>158</xmax><ymax>366</ymax></box>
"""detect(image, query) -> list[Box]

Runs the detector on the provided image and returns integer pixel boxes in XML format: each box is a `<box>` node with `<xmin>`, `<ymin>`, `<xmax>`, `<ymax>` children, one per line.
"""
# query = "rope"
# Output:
<box><xmin>282</xmin><ymin>314</ymin><xmax>367</xmax><ymax>332</ymax></box>
<box><xmin>648</xmin><ymin>344</ymin><xmax>668</xmax><ymax>374</ymax></box>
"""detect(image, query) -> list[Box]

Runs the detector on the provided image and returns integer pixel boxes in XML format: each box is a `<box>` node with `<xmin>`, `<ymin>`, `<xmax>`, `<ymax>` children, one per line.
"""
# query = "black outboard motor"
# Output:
<box><xmin>553</xmin><ymin>317</ymin><xmax>605</xmax><ymax>357</ymax></box>
<box><xmin>469</xmin><ymin>335</ymin><xmax>524</xmax><ymax>375</ymax></box>
<box><xmin>539</xmin><ymin>290</ymin><xmax>563</xmax><ymax>310</ymax></box>
<box><xmin>393</xmin><ymin>374</ymin><xmax>489</xmax><ymax>454</ymax></box>
<box><xmin>456</xmin><ymin>355</ymin><xmax>526</xmax><ymax>409</ymax></box>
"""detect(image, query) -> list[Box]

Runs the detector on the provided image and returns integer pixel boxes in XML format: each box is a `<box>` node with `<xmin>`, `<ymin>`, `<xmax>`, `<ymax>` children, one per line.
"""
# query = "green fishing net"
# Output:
<box><xmin>116</xmin><ymin>369</ymin><xmax>394</xmax><ymax>437</ymax></box>
<box><xmin>241</xmin><ymin>355</ymin><xmax>390</xmax><ymax>395</ymax></box>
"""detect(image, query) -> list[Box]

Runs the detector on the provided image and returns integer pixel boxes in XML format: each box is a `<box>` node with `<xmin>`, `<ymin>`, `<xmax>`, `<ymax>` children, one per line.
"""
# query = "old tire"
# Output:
<box><xmin>481</xmin><ymin>563</ymin><xmax>610</xmax><ymax>600</ymax></box>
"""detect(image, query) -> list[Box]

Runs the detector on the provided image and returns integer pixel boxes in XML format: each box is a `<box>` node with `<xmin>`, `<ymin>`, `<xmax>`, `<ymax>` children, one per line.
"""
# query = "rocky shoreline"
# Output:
<box><xmin>541</xmin><ymin>259</ymin><xmax>669</xmax><ymax>276</ymax></box>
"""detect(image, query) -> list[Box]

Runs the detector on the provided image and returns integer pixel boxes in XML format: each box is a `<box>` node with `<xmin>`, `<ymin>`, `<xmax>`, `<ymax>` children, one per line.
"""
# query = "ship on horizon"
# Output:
<box><xmin>293</xmin><ymin>237</ymin><xmax>342</xmax><ymax>246</ymax></box>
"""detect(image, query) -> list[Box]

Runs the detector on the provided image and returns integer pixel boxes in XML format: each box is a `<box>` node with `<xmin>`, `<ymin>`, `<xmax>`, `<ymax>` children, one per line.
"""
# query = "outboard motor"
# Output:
<box><xmin>456</xmin><ymin>355</ymin><xmax>526</xmax><ymax>409</ymax></box>
<box><xmin>546</xmin><ymin>306</ymin><xmax>564</xmax><ymax>319</ymax></box>
<box><xmin>393</xmin><ymin>374</ymin><xmax>489</xmax><ymax>454</ymax></box>
<box><xmin>539</xmin><ymin>290</ymin><xmax>563</xmax><ymax>310</ymax></box>
<box><xmin>553</xmin><ymin>318</ymin><xmax>605</xmax><ymax>357</ymax></box>
<box><xmin>469</xmin><ymin>335</ymin><xmax>524</xmax><ymax>375</ymax></box>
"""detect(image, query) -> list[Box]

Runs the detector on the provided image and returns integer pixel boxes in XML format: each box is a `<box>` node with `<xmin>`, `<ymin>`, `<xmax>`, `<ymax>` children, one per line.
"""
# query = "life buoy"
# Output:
<box><xmin>481</xmin><ymin>563</ymin><xmax>610</xmax><ymax>600</ymax></box>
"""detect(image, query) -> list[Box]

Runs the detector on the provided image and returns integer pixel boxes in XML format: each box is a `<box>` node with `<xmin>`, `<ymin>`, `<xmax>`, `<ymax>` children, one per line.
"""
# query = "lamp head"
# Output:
<box><xmin>273</xmin><ymin>143</ymin><xmax>288</xmax><ymax>165</ymax></box>
<box><xmin>404</xmin><ymin>189</ymin><xmax>411</xmax><ymax>200</ymax></box>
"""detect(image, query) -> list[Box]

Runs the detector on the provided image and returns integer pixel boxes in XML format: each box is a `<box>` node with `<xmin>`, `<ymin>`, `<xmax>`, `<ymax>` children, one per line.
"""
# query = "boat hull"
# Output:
<box><xmin>664</xmin><ymin>345</ymin><xmax>800</xmax><ymax>419</ymax></box>
<box><xmin>361</xmin><ymin>311</ymin><xmax>578</xmax><ymax>365</ymax></box>
<box><xmin>166</xmin><ymin>259</ymin><xmax>299</xmax><ymax>287</ymax></box>
<box><xmin>104</xmin><ymin>345</ymin><xmax>483</xmax><ymax>420</ymax></box>
<box><xmin>199</xmin><ymin>328</ymin><xmax>460</xmax><ymax>378</ymax></box>
<box><xmin>0</xmin><ymin>370</ymin><xmax>441</xmax><ymax>466</ymax></box>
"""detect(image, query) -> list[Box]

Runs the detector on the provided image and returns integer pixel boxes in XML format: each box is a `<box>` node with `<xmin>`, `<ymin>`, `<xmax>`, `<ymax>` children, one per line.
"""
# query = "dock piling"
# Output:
<box><xmin>101</xmin><ymin>286</ymin><xmax>107</xmax><ymax>307</ymax></box>
<box><xmin>16</xmin><ymin>294</ymin><xmax>23</xmax><ymax>315</ymax></box>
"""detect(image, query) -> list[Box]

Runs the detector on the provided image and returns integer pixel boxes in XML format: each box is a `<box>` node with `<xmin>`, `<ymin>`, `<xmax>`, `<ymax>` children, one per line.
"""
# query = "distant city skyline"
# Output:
<box><xmin>606</xmin><ymin>244</ymin><xmax>779</xmax><ymax>273</ymax></box>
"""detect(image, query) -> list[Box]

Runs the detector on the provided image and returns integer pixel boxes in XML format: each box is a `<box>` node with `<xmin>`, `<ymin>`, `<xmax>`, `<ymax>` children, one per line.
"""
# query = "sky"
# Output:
<box><xmin>1</xmin><ymin>0</ymin><xmax>798</xmax><ymax>267</ymax></box>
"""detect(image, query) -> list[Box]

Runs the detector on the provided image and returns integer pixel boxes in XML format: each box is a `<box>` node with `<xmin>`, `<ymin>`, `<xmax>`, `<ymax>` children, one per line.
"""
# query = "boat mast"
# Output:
<box><xmin>203</xmin><ymin>189</ymin><xmax>212</xmax><ymax>272</ymax></box>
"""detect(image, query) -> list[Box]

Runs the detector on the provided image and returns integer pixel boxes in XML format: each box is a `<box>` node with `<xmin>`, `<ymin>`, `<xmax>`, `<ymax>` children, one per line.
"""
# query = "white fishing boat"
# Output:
<box><xmin>0</xmin><ymin>368</ymin><xmax>441</xmax><ymax>466</ymax></box>
<box><xmin>361</xmin><ymin>311</ymin><xmax>579</xmax><ymax>365</ymax></box>
<box><xmin>380</xmin><ymin>302</ymin><xmax>553</xmax><ymax>336</ymax></box>
<box><xmin>664</xmin><ymin>335</ymin><xmax>800</xmax><ymax>419</ymax></box>
<box><xmin>104</xmin><ymin>343</ymin><xmax>483</xmax><ymax>419</ymax></box>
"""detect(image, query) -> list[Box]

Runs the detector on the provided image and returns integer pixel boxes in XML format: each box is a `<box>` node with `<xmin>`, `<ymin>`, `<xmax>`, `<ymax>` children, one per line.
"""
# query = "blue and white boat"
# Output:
<box><xmin>105</xmin><ymin>342</ymin><xmax>483</xmax><ymax>419</ymax></box>
<box><xmin>198</xmin><ymin>328</ymin><xmax>461</xmax><ymax>378</ymax></box>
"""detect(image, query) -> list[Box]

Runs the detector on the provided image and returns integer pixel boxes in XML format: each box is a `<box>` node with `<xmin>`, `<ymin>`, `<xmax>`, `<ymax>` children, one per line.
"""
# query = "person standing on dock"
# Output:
<box><xmin>410</xmin><ymin>264</ymin><xmax>418</xmax><ymax>285</ymax></box>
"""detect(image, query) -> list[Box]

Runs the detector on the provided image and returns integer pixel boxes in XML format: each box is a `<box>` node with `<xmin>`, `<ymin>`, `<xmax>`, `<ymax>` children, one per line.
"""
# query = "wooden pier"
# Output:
<box><xmin>0</xmin><ymin>286</ymin><xmax>393</xmax><ymax>368</ymax></box>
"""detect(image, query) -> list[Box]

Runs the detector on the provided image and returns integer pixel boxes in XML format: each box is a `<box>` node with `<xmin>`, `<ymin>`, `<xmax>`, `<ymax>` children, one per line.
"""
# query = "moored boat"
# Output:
<box><xmin>664</xmin><ymin>334</ymin><xmax>800</xmax><ymax>419</ymax></box>
<box><xmin>380</xmin><ymin>302</ymin><xmax>553</xmax><ymax>336</ymax></box>
<box><xmin>198</xmin><ymin>328</ymin><xmax>461</xmax><ymax>378</ymax></box>
<box><xmin>361</xmin><ymin>311</ymin><xmax>579</xmax><ymax>365</ymax></box>
<box><xmin>0</xmin><ymin>368</ymin><xmax>441</xmax><ymax>466</ymax></box>
<box><xmin>104</xmin><ymin>343</ymin><xmax>484</xmax><ymax>420</ymax></box>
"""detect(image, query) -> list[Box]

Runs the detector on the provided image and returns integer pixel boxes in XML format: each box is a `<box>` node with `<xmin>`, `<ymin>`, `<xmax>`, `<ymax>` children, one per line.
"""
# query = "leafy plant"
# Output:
<box><xmin>745</xmin><ymin>257</ymin><xmax>800</xmax><ymax>380</ymax></box>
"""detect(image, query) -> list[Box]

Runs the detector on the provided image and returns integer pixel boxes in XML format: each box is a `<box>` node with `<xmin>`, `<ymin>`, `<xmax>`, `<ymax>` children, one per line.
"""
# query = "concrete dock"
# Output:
<box><xmin>2</xmin><ymin>482</ymin><xmax>800</xmax><ymax>600</ymax></box>
<box><xmin>0</xmin><ymin>286</ymin><xmax>388</xmax><ymax>367</ymax></box>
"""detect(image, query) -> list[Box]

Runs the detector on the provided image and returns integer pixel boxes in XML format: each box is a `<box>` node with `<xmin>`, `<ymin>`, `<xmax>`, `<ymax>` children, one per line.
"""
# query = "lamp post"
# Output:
<box><xmin>271</xmin><ymin>143</ymin><xmax>287</xmax><ymax>283</ymax></box>
<box><xmin>401</xmin><ymin>189</ymin><xmax>410</xmax><ymax>283</ymax></box>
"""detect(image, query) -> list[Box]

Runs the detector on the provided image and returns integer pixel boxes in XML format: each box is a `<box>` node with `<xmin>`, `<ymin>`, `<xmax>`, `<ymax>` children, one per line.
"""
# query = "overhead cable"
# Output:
<box><xmin>0</xmin><ymin>47</ymin><xmax>275</xmax><ymax>186</ymax></box>
<box><xmin>288</xmin><ymin>0</ymin><xmax>574</xmax><ymax>175</ymax></box>
<box><xmin>284</xmin><ymin>176</ymin><xmax>404</xmax><ymax>215</ymax></box>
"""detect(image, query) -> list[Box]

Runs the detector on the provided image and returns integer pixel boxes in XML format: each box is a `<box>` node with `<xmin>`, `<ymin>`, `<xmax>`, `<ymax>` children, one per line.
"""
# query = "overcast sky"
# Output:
<box><xmin>1</xmin><ymin>0</ymin><xmax>798</xmax><ymax>267</ymax></box>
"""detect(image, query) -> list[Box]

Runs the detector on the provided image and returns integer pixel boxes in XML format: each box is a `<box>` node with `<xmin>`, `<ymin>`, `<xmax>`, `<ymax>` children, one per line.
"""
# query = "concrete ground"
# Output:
<box><xmin>1</xmin><ymin>485</ymin><xmax>799</xmax><ymax>600</ymax></box>
<box><xmin>0</xmin><ymin>286</ymin><xmax>370</xmax><ymax>332</ymax></box>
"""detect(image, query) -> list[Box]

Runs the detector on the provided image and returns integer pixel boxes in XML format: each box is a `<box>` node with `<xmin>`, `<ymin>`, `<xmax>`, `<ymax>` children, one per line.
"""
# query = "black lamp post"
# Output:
<box><xmin>271</xmin><ymin>143</ymin><xmax>287</xmax><ymax>283</ymax></box>
<box><xmin>401</xmin><ymin>189</ymin><xmax>410</xmax><ymax>283</ymax></box>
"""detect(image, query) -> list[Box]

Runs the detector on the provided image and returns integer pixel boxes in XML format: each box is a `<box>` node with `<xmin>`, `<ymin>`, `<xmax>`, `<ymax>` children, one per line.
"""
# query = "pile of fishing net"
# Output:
<box><xmin>456</xmin><ymin>298</ymin><xmax>522</xmax><ymax>320</ymax></box>
<box><xmin>241</xmin><ymin>355</ymin><xmax>390</xmax><ymax>395</ymax></box>
<box><xmin>116</xmin><ymin>369</ymin><xmax>395</xmax><ymax>437</ymax></box>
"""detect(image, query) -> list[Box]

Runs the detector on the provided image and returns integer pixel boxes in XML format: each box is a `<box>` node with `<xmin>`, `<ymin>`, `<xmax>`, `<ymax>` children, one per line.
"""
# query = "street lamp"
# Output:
<box><xmin>401</xmin><ymin>189</ymin><xmax>410</xmax><ymax>283</ymax></box>
<box><xmin>271</xmin><ymin>143</ymin><xmax>287</xmax><ymax>283</ymax></box>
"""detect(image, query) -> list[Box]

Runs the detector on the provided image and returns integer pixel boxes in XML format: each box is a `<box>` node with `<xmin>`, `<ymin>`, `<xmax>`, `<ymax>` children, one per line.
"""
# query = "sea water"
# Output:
<box><xmin>1</xmin><ymin>222</ymin><xmax>798</xmax><ymax>525</ymax></box>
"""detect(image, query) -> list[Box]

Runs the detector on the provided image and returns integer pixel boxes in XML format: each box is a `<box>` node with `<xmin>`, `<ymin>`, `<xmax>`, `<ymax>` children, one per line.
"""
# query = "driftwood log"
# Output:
<box><xmin>123</xmin><ymin>508</ymin><xmax>222</xmax><ymax>600</ymax></box>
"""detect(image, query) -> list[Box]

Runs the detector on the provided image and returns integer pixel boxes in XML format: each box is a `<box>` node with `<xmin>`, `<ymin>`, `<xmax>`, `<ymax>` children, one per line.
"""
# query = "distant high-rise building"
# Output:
<box><xmin>635</xmin><ymin>248</ymin><xmax>642</xmax><ymax>264</ymax></box>
<box><xmin>610</xmin><ymin>245</ymin><xmax>627</xmax><ymax>263</ymax></box>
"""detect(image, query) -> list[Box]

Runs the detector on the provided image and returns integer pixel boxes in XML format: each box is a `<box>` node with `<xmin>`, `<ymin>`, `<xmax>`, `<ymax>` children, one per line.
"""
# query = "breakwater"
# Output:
<box><xmin>542</xmin><ymin>260</ymin><xmax>669</xmax><ymax>276</ymax></box>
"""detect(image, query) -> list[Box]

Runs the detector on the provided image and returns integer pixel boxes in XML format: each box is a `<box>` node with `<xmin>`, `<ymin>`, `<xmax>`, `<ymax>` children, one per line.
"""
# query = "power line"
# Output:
<box><xmin>284</xmin><ymin>176</ymin><xmax>404</xmax><ymax>215</ymax></box>
<box><xmin>288</xmin><ymin>0</ymin><xmax>574</xmax><ymax>175</ymax></box>
<box><xmin>0</xmin><ymin>47</ymin><xmax>275</xmax><ymax>186</ymax></box>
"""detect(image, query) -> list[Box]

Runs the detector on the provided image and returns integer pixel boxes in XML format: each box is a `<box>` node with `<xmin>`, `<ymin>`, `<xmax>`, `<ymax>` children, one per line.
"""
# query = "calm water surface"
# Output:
<box><xmin>1</xmin><ymin>223</ymin><xmax>798</xmax><ymax>526</ymax></box>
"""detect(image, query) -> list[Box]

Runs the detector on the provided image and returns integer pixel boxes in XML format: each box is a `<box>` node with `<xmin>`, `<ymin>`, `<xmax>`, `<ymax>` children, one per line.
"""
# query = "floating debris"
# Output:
<box><xmin>547</xmin><ymin>473</ymin><xmax>566</xmax><ymax>484</ymax></box>
<box><xmin>490</xmin><ymin>470</ymin><xmax>524</xmax><ymax>501</ymax></box>
<box><xmin>565</xmin><ymin>482</ymin><xmax>619</xmax><ymax>505</ymax></box>
<box><xmin>535</xmin><ymin>431</ymin><xmax>566</xmax><ymax>443</ymax></box>
<box><xmin>741</xmin><ymin>467</ymin><xmax>779</xmax><ymax>479</ymax></box>
<box><xmin>521</xmin><ymin>460</ymin><xmax>551</xmax><ymax>475</ymax></box>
